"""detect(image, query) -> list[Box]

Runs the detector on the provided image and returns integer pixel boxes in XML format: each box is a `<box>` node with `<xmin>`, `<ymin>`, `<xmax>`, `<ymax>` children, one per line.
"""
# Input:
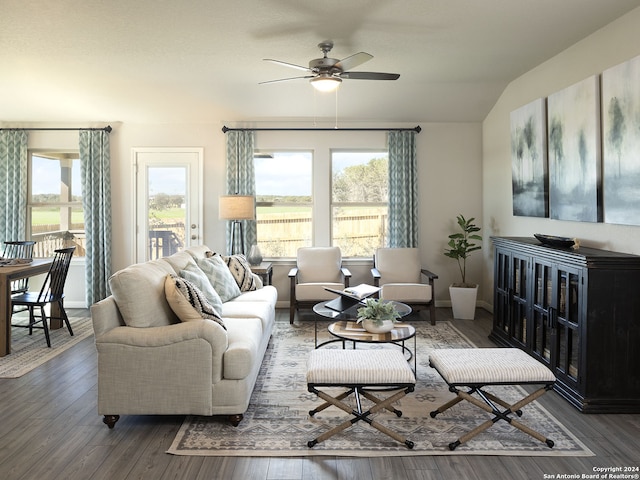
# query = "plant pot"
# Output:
<box><xmin>361</xmin><ymin>319</ymin><xmax>395</xmax><ymax>334</ymax></box>
<box><xmin>449</xmin><ymin>284</ymin><xmax>478</xmax><ymax>320</ymax></box>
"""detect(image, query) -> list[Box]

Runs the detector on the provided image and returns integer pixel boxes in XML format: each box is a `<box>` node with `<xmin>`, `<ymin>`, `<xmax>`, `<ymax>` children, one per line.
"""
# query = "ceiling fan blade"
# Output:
<box><xmin>334</xmin><ymin>52</ymin><xmax>373</xmax><ymax>72</ymax></box>
<box><xmin>259</xmin><ymin>75</ymin><xmax>314</xmax><ymax>85</ymax></box>
<box><xmin>339</xmin><ymin>71</ymin><xmax>400</xmax><ymax>80</ymax></box>
<box><xmin>263</xmin><ymin>59</ymin><xmax>311</xmax><ymax>73</ymax></box>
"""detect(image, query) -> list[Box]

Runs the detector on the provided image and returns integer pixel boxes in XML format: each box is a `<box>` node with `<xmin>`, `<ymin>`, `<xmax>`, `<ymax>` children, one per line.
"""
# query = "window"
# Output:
<box><xmin>28</xmin><ymin>152</ymin><xmax>85</xmax><ymax>258</ymax></box>
<box><xmin>331</xmin><ymin>151</ymin><xmax>389</xmax><ymax>257</ymax></box>
<box><xmin>253</xmin><ymin>144</ymin><xmax>390</xmax><ymax>259</ymax></box>
<box><xmin>254</xmin><ymin>151</ymin><xmax>313</xmax><ymax>257</ymax></box>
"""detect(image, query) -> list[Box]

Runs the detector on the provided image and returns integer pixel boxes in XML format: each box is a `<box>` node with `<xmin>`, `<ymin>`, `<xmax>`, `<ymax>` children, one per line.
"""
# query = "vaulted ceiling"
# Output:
<box><xmin>2</xmin><ymin>0</ymin><xmax>639</xmax><ymax>125</ymax></box>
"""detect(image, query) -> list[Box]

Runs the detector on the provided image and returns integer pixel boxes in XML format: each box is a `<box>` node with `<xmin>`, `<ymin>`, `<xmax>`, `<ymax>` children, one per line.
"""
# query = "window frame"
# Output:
<box><xmin>27</xmin><ymin>150</ymin><xmax>85</xmax><ymax>259</ymax></box>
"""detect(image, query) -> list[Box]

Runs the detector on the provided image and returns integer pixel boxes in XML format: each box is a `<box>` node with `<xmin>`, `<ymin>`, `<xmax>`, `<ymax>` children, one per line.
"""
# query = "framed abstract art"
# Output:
<box><xmin>602</xmin><ymin>54</ymin><xmax>640</xmax><ymax>225</ymax></box>
<box><xmin>547</xmin><ymin>76</ymin><xmax>602</xmax><ymax>222</ymax></box>
<box><xmin>510</xmin><ymin>98</ymin><xmax>548</xmax><ymax>217</ymax></box>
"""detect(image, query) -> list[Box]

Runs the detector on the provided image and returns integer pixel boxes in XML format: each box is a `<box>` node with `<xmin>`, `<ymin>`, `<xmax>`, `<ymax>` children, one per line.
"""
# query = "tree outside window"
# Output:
<box><xmin>331</xmin><ymin>151</ymin><xmax>389</xmax><ymax>257</ymax></box>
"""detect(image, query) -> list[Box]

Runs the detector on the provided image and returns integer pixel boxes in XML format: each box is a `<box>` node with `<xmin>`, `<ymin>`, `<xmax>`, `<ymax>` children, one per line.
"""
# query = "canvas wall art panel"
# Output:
<box><xmin>547</xmin><ymin>76</ymin><xmax>601</xmax><ymax>222</ymax></box>
<box><xmin>602</xmin><ymin>54</ymin><xmax>640</xmax><ymax>225</ymax></box>
<box><xmin>510</xmin><ymin>98</ymin><xmax>548</xmax><ymax>217</ymax></box>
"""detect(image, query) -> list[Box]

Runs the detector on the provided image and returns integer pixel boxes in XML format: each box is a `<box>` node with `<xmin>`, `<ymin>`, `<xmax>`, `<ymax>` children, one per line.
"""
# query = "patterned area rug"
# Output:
<box><xmin>167</xmin><ymin>319</ymin><xmax>594</xmax><ymax>457</ymax></box>
<box><xmin>0</xmin><ymin>313</ymin><xmax>93</xmax><ymax>378</ymax></box>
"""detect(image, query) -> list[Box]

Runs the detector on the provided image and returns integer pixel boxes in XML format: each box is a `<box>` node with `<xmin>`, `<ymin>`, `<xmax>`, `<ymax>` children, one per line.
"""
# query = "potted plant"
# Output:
<box><xmin>444</xmin><ymin>214</ymin><xmax>482</xmax><ymax>319</ymax></box>
<box><xmin>356</xmin><ymin>298</ymin><xmax>401</xmax><ymax>333</ymax></box>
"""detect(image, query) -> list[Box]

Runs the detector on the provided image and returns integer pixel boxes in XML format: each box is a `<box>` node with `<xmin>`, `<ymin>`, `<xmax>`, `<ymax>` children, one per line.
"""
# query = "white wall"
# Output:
<box><xmin>21</xmin><ymin>119</ymin><xmax>483</xmax><ymax>308</ymax></box>
<box><xmin>113</xmin><ymin>121</ymin><xmax>483</xmax><ymax>307</ymax></box>
<box><xmin>482</xmin><ymin>7</ymin><xmax>640</xmax><ymax>307</ymax></box>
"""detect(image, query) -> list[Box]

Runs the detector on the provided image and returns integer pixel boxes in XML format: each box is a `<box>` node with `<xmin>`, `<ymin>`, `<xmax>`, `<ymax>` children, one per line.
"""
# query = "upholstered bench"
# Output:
<box><xmin>429</xmin><ymin>348</ymin><xmax>556</xmax><ymax>450</ymax></box>
<box><xmin>306</xmin><ymin>349</ymin><xmax>416</xmax><ymax>449</ymax></box>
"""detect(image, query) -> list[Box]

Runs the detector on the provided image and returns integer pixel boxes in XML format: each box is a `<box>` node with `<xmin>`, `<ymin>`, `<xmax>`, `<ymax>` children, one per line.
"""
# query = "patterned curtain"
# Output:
<box><xmin>0</xmin><ymin>130</ymin><xmax>28</xmax><ymax>244</ymax></box>
<box><xmin>387</xmin><ymin>130</ymin><xmax>418</xmax><ymax>247</ymax></box>
<box><xmin>79</xmin><ymin>130</ymin><xmax>112</xmax><ymax>305</ymax></box>
<box><xmin>225</xmin><ymin>131</ymin><xmax>256</xmax><ymax>254</ymax></box>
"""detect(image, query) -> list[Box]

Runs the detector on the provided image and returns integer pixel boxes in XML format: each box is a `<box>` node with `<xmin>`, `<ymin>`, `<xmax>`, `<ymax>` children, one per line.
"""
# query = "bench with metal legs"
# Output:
<box><xmin>428</xmin><ymin>348</ymin><xmax>556</xmax><ymax>451</ymax></box>
<box><xmin>306</xmin><ymin>349</ymin><xmax>416</xmax><ymax>449</ymax></box>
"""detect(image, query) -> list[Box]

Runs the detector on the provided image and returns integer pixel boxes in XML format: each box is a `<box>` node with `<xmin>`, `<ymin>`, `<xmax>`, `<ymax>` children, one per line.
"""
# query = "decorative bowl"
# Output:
<box><xmin>534</xmin><ymin>234</ymin><xmax>575</xmax><ymax>249</ymax></box>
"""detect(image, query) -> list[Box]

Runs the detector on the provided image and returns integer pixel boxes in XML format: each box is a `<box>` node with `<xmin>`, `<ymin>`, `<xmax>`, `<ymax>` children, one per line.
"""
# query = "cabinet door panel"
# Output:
<box><xmin>531</xmin><ymin>260</ymin><xmax>553</xmax><ymax>364</ymax></box>
<box><xmin>509</xmin><ymin>253</ymin><xmax>529</xmax><ymax>346</ymax></box>
<box><xmin>553</xmin><ymin>267</ymin><xmax>581</xmax><ymax>385</ymax></box>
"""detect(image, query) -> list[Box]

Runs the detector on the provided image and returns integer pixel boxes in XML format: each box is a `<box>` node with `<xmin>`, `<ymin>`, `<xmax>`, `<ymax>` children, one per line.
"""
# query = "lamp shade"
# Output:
<box><xmin>219</xmin><ymin>195</ymin><xmax>255</xmax><ymax>220</ymax></box>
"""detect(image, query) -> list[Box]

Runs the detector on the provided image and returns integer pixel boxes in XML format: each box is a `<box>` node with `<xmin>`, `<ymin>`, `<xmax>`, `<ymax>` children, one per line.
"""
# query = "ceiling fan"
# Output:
<box><xmin>260</xmin><ymin>40</ymin><xmax>400</xmax><ymax>92</ymax></box>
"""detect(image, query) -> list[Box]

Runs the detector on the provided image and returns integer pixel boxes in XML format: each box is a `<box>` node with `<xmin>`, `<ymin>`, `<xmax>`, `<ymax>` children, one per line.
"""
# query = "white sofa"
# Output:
<box><xmin>90</xmin><ymin>245</ymin><xmax>277</xmax><ymax>429</ymax></box>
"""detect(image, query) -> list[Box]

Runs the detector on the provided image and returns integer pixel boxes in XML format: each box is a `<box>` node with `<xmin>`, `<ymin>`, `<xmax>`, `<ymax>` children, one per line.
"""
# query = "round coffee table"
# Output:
<box><xmin>312</xmin><ymin>300</ymin><xmax>411</xmax><ymax>349</ymax></box>
<box><xmin>313</xmin><ymin>300</ymin><xmax>415</xmax><ymax>372</ymax></box>
<box><xmin>328</xmin><ymin>320</ymin><xmax>417</xmax><ymax>373</ymax></box>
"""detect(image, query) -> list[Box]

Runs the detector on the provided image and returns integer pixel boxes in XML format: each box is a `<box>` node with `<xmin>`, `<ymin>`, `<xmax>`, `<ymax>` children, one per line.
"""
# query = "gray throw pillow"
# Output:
<box><xmin>196</xmin><ymin>255</ymin><xmax>241</xmax><ymax>302</ymax></box>
<box><xmin>179</xmin><ymin>263</ymin><xmax>224</xmax><ymax>313</ymax></box>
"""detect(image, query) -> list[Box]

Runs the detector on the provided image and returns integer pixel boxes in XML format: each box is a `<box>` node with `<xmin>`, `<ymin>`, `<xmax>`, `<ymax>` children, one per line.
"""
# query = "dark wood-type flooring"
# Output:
<box><xmin>0</xmin><ymin>308</ymin><xmax>638</xmax><ymax>480</ymax></box>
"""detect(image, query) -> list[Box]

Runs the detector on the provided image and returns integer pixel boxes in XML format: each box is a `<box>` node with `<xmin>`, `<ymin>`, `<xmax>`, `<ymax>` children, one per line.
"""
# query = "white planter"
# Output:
<box><xmin>449</xmin><ymin>284</ymin><xmax>479</xmax><ymax>320</ymax></box>
<box><xmin>361</xmin><ymin>319</ymin><xmax>395</xmax><ymax>333</ymax></box>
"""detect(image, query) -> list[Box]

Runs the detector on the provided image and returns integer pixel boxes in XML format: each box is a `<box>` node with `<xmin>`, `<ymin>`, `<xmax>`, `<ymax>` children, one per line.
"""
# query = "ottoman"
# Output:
<box><xmin>429</xmin><ymin>348</ymin><xmax>556</xmax><ymax>450</ymax></box>
<box><xmin>306</xmin><ymin>348</ymin><xmax>416</xmax><ymax>448</ymax></box>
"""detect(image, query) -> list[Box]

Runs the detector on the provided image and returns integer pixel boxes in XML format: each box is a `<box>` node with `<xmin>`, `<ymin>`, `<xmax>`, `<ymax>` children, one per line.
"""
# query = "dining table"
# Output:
<box><xmin>0</xmin><ymin>258</ymin><xmax>53</xmax><ymax>356</ymax></box>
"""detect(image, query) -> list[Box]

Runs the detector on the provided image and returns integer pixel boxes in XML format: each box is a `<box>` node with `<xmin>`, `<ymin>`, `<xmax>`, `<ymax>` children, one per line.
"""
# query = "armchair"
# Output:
<box><xmin>288</xmin><ymin>247</ymin><xmax>351</xmax><ymax>324</ymax></box>
<box><xmin>371</xmin><ymin>248</ymin><xmax>438</xmax><ymax>325</ymax></box>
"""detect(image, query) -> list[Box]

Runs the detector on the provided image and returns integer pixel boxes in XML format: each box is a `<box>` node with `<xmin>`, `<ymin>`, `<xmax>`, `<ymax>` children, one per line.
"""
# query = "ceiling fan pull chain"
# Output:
<box><xmin>313</xmin><ymin>88</ymin><xmax>318</xmax><ymax>127</ymax></box>
<box><xmin>334</xmin><ymin>88</ymin><xmax>339</xmax><ymax>129</ymax></box>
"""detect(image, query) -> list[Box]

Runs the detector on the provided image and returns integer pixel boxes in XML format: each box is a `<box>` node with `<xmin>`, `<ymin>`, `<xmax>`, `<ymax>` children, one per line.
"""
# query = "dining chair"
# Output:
<box><xmin>11</xmin><ymin>246</ymin><xmax>75</xmax><ymax>347</ymax></box>
<box><xmin>2</xmin><ymin>241</ymin><xmax>37</xmax><ymax>295</ymax></box>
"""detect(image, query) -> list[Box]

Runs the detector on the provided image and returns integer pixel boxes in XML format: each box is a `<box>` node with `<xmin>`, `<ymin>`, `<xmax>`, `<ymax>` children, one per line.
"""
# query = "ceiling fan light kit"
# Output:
<box><xmin>261</xmin><ymin>40</ymin><xmax>399</xmax><ymax>92</ymax></box>
<box><xmin>310</xmin><ymin>75</ymin><xmax>341</xmax><ymax>92</ymax></box>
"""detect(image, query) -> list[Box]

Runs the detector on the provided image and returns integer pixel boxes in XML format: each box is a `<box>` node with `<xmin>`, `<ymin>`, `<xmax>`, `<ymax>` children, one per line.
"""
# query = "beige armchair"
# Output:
<box><xmin>371</xmin><ymin>248</ymin><xmax>438</xmax><ymax>325</ymax></box>
<box><xmin>288</xmin><ymin>247</ymin><xmax>351</xmax><ymax>324</ymax></box>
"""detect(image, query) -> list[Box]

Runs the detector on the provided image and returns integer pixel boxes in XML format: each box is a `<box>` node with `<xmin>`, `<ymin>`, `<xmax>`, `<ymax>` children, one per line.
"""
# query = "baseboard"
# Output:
<box><xmin>277</xmin><ymin>300</ymin><xmax>494</xmax><ymax>313</ymax></box>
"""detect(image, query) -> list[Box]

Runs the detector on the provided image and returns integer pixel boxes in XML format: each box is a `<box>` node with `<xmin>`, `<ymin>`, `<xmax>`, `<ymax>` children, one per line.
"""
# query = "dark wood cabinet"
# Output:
<box><xmin>490</xmin><ymin>237</ymin><xmax>640</xmax><ymax>413</ymax></box>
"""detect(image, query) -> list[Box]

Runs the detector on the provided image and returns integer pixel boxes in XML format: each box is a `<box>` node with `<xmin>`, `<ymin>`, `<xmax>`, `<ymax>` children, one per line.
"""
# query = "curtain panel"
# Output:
<box><xmin>225</xmin><ymin>131</ymin><xmax>256</xmax><ymax>254</ymax></box>
<box><xmin>387</xmin><ymin>130</ymin><xmax>418</xmax><ymax>248</ymax></box>
<box><xmin>79</xmin><ymin>130</ymin><xmax>112</xmax><ymax>305</ymax></box>
<box><xmin>0</xmin><ymin>131</ymin><xmax>28</xmax><ymax>244</ymax></box>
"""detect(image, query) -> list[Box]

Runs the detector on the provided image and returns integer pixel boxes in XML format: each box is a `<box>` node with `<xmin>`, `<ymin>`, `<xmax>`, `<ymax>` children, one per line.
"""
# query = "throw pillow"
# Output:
<box><xmin>196</xmin><ymin>255</ymin><xmax>241</xmax><ymax>302</ymax></box>
<box><xmin>216</xmin><ymin>253</ymin><xmax>262</xmax><ymax>292</ymax></box>
<box><xmin>165</xmin><ymin>274</ymin><xmax>225</xmax><ymax>329</ymax></box>
<box><xmin>179</xmin><ymin>263</ymin><xmax>224</xmax><ymax>313</ymax></box>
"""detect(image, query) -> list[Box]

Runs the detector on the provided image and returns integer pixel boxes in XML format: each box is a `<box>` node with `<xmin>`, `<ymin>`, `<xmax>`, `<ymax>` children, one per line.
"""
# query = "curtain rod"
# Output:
<box><xmin>222</xmin><ymin>125</ymin><xmax>421</xmax><ymax>133</ymax></box>
<box><xmin>0</xmin><ymin>126</ymin><xmax>112</xmax><ymax>133</ymax></box>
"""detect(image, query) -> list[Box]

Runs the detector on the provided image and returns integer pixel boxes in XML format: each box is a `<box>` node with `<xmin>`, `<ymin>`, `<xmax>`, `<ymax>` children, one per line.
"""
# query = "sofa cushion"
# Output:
<box><xmin>109</xmin><ymin>260</ymin><xmax>178</xmax><ymax>328</ymax></box>
<box><xmin>195</xmin><ymin>256</ymin><xmax>241</xmax><ymax>302</ymax></box>
<box><xmin>179</xmin><ymin>263</ymin><xmax>224</xmax><ymax>312</ymax></box>
<box><xmin>165</xmin><ymin>274</ymin><xmax>225</xmax><ymax>328</ymax></box>
<box><xmin>223</xmin><ymin>317</ymin><xmax>263</xmax><ymax>379</ymax></box>
<box><xmin>213</xmin><ymin>252</ymin><xmax>262</xmax><ymax>292</ymax></box>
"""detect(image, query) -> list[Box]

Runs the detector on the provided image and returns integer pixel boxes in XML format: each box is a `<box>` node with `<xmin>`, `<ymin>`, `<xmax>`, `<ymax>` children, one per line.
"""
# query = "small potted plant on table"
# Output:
<box><xmin>356</xmin><ymin>298</ymin><xmax>401</xmax><ymax>333</ymax></box>
<box><xmin>444</xmin><ymin>214</ymin><xmax>482</xmax><ymax>320</ymax></box>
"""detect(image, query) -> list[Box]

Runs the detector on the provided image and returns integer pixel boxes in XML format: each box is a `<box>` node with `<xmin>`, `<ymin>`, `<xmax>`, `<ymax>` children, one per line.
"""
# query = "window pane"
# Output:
<box><xmin>255</xmin><ymin>152</ymin><xmax>312</xmax><ymax>257</ymax></box>
<box><xmin>147</xmin><ymin>167</ymin><xmax>187</xmax><ymax>260</ymax></box>
<box><xmin>29</xmin><ymin>153</ymin><xmax>85</xmax><ymax>257</ymax></box>
<box><xmin>331</xmin><ymin>151</ymin><xmax>388</xmax><ymax>257</ymax></box>
<box><xmin>31</xmin><ymin>155</ymin><xmax>62</xmax><ymax>201</ymax></box>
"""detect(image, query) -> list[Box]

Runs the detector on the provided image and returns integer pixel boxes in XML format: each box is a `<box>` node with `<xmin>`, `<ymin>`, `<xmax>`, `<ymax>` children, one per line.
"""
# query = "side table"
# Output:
<box><xmin>250</xmin><ymin>261</ymin><xmax>273</xmax><ymax>286</ymax></box>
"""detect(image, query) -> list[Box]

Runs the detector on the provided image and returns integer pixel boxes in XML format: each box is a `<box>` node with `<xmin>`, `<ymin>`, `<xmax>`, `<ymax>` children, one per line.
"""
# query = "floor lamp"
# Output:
<box><xmin>219</xmin><ymin>195</ymin><xmax>255</xmax><ymax>255</ymax></box>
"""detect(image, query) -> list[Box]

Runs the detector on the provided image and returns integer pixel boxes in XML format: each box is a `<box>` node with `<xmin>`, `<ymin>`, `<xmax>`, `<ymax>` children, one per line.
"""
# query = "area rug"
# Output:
<box><xmin>0</xmin><ymin>313</ymin><xmax>93</xmax><ymax>378</ymax></box>
<box><xmin>167</xmin><ymin>320</ymin><xmax>594</xmax><ymax>457</ymax></box>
